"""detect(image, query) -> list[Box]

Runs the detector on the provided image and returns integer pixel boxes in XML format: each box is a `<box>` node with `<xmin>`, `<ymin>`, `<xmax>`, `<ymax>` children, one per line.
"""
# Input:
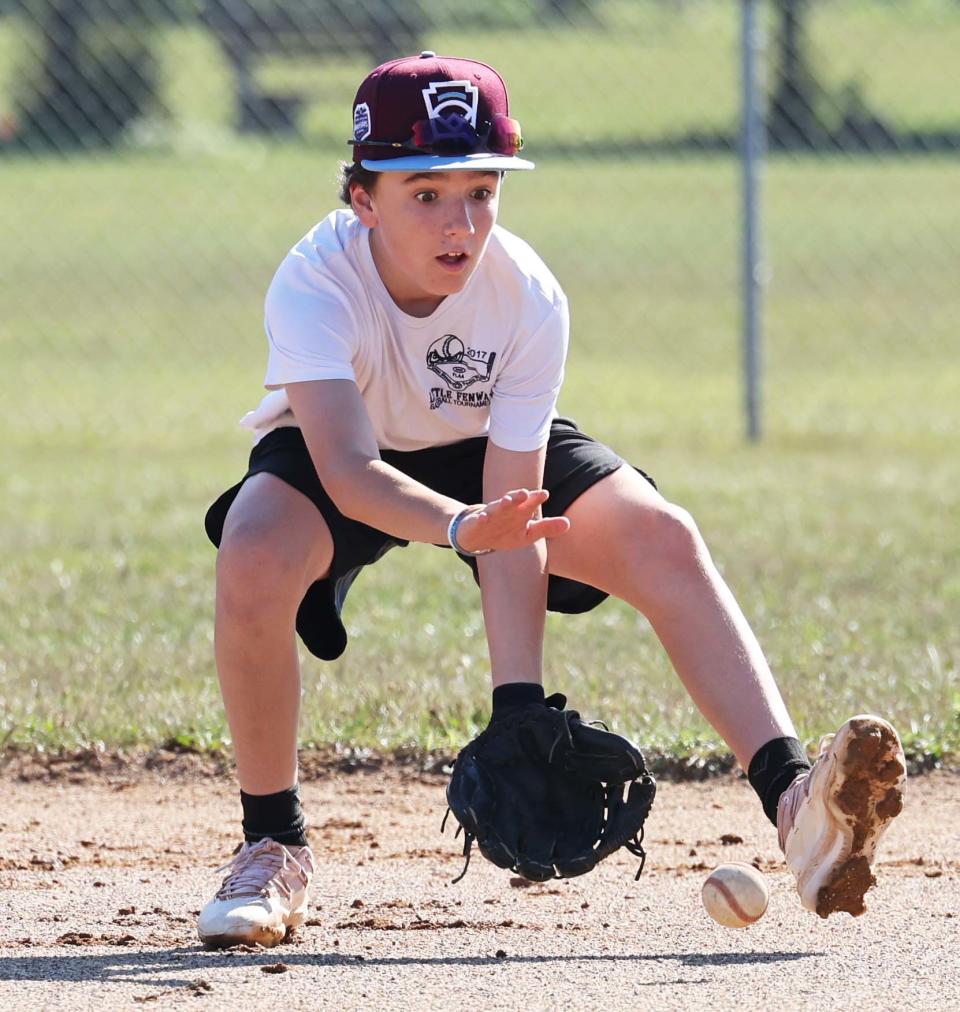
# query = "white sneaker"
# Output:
<box><xmin>197</xmin><ymin>838</ymin><xmax>315</xmax><ymax>948</ymax></box>
<box><xmin>777</xmin><ymin>714</ymin><xmax>906</xmax><ymax>918</ymax></box>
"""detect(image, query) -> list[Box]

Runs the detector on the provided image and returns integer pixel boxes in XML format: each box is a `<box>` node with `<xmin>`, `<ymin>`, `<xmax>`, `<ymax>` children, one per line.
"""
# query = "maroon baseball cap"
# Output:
<box><xmin>349</xmin><ymin>51</ymin><xmax>534</xmax><ymax>172</ymax></box>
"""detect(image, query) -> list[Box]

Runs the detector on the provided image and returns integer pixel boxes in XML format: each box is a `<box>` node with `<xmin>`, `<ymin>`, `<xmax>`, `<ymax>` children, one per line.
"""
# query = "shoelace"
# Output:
<box><xmin>214</xmin><ymin>839</ymin><xmax>309</xmax><ymax>901</ymax></box>
<box><xmin>777</xmin><ymin>733</ymin><xmax>836</xmax><ymax>852</ymax></box>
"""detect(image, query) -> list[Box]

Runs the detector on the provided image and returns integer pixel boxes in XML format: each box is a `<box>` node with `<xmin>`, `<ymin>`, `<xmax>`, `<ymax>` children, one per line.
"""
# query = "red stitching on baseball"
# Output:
<box><xmin>710</xmin><ymin>879</ymin><xmax>756</xmax><ymax>923</ymax></box>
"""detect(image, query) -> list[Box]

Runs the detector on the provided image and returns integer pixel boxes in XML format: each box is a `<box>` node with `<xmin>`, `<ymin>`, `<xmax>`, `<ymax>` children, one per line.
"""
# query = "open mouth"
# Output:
<box><xmin>436</xmin><ymin>251</ymin><xmax>468</xmax><ymax>267</ymax></box>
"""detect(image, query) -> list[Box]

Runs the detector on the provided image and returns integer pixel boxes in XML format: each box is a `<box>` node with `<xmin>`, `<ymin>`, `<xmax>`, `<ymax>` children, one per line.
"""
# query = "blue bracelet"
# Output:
<box><xmin>447</xmin><ymin>507</ymin><xmax>494</xmax><ymax>557</ymax></box>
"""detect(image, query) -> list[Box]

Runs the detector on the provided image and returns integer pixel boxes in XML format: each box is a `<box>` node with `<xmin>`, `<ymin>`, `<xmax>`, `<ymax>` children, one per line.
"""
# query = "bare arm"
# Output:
<box><xmin>285</xmin><ymin>379</ymin><xmax>569</xmax><ymax>551</ymax></box>
<box><xmin>477</xmin><ymin>441</ymin><xmax>559</xmax><ymax>687</ymax></box>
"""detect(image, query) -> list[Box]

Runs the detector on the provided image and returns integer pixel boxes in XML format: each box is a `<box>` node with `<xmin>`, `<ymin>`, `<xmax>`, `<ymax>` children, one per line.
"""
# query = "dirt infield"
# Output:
<box><xmin>0</xmin><ymin>759</ymin><xmax>957</xmax><ymax>1011</ymax></box>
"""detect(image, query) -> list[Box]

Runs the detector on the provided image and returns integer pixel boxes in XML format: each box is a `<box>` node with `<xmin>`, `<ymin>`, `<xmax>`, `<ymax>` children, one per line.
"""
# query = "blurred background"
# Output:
<box><xmin>1</xmin><ymin>0</ymin><xmax>957</xmax><ymax>759</ymax></box>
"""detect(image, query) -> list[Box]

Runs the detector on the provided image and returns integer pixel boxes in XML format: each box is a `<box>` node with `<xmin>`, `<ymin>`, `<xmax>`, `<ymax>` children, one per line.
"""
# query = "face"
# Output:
<box><xmin>351</xmin><ymin>170</ymin><xmax>501</xmax><ymax>317</ymax></box>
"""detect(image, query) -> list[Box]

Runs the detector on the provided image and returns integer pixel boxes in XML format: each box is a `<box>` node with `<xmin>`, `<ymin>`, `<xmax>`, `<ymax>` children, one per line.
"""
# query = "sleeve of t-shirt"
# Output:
<box><xmin>487</xmin><ymin>293</ymin><xmax>569</xmax><ymax>452</ymax></box>
<box><xmin>262</xmin><ymin>254</ymin><xmax>358</xmax><ymax>389</ymax></box>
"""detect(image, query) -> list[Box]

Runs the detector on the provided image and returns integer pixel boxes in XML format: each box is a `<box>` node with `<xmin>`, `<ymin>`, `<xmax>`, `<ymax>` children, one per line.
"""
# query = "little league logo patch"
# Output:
<box><xmin>353</xmin><ymin>102</ymin><xmax>371</xmax><ymax>141</ymax></box>
<box><xmin>421</xmin><ymin>80</ymin><xmax>479</xmax><ymax>127</ymax></box>
<box><xmin>427</xmin><ymin>334</ymin><xmax>495</xmax><ymax>410</ymax></box>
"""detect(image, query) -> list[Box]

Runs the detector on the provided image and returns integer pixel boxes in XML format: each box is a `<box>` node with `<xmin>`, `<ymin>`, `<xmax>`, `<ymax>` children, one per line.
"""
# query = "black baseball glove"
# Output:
<box><xmin>444</xmin><ymin>693</ymin><xmax>656</xmax><ymax>883</ymax></box>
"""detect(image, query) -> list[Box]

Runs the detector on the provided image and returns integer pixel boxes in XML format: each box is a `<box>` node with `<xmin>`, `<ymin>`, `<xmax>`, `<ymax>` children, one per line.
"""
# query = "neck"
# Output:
<box><xmin>368</xmin><ymin>230</ymin><xmax>445</xmax><ymax>318</ymax></box>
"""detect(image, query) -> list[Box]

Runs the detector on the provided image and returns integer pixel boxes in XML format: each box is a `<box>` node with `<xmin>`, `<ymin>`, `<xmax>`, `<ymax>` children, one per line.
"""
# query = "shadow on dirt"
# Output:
<box><xmin>0</xmin><ymin>946</ymin><xmax>824</xmax><ymax>988</ymax></box>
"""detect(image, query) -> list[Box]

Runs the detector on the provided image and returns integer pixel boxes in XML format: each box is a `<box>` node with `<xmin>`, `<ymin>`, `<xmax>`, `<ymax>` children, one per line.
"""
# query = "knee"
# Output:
<box><xmin>215</xmin><ymin>522</ymin><xmax>306</xmax><ymax>621</ymax></box>
<box><xmin>609</xmin><ymin>501</ymin><xmax>709</xmax><ymax>615</ymax></box>
<box><xmin>629</xmin><ymin>500</ymin><xmax>708</xmax><ymax>575</ymax></box>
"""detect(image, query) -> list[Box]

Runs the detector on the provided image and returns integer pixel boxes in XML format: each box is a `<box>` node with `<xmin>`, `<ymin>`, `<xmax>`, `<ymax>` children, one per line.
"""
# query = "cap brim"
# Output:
<box><xmin>360</xmin><ymin>152</ymin><xmax>535</xmax><ymax>172</ymax></box>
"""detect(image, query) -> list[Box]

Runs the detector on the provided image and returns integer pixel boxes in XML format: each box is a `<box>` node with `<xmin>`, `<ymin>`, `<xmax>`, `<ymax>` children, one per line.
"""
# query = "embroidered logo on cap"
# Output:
<box><xmin>353</xmin><ymin>102</ymin><xmax>371</xmax><ymax>141</ymax></box>
<box><xmin>421</xmin><ymin>80</ymin><xmax>479</xmax><ymax>127</ymax></box>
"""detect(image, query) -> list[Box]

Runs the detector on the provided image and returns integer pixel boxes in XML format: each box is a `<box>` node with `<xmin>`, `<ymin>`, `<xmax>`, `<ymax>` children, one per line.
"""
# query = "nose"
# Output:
<box><xmin>444</xmin><ymin>199</ymin><xmax>476</xmax><ymax>238</ymax></box>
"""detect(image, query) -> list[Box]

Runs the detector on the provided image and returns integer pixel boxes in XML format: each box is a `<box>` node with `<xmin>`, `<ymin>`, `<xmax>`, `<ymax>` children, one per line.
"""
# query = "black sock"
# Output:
<box><xmin>240</xmin><ymin>784</ymin><xmax>308</xmax><ymax>847</ymax></box>
<box><xmin>492</xmin><ymin>682</ymin><xmax>545</xmax><ymax>714</ymax></box>
<box><xmin>748</xmin><ymin>737</ymin><xmax>812</xmax><ymax>827</ymax></box>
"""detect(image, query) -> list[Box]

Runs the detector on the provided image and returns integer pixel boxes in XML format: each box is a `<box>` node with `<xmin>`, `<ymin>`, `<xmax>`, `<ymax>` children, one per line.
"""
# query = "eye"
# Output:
<box><xmin>415</xmin><ymin>190</ymin><xmax>438</xmax><ymax>203</ymax></box>
<box><xmin>471</xmin><ymin>187</ymin><xmax>494</xmax><ymax>201</ymax></box>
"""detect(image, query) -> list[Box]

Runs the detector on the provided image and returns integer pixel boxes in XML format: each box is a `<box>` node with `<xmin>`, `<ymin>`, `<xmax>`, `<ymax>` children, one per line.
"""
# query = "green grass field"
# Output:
<box><xmin>1</xmin><ymin>3</ymin><xmax>958</xmax><ymax>761</ymax></box>
<box><xmin>2</xmin><ymin>150</ymin><xmax>957</xmax><ymax>760</ymax></box>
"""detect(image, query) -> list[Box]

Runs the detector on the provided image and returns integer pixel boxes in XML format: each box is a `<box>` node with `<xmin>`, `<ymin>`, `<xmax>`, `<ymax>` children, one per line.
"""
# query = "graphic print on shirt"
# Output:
<box><xmin>427</xmin><ymin>334</ymin><xmax>495</xmax><ymax>410</ymax></box>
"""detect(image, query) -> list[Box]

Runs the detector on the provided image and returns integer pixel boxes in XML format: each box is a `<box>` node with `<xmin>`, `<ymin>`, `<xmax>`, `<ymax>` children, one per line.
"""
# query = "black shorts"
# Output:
<box><xmin>204</xmin><ymin>418</ymin><xmax>655</xmax><ymax>661</ymax></box>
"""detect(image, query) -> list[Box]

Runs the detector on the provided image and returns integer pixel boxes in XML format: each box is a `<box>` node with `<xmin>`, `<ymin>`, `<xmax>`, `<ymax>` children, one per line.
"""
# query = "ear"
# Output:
<box><xmin>350</xmin><ymin>183</ymin><xmax>379</xmax><ymax>228</ymax></box>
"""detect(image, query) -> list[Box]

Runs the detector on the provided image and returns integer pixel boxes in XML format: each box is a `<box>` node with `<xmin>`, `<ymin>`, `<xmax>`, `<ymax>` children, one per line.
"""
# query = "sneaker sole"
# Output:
<box><xmin>200</xmin><ymin>925</ymin><xmax>287</xmax><ymax>950</ymax></box>
<box><xmin>198</xmin><ymin>908</ymin><xmax>307</xmax><ymax>950</ymax></box>
<box><xmin>808</xmin><ymin>715</ymin><xmax>906</xmax><ymax>918</ymax></box>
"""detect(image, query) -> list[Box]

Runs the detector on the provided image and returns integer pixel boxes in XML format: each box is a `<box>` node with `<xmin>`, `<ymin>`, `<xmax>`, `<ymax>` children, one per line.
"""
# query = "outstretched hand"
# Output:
<box><xmin>454</xmin><ymin>489</ymin><xmax>570</xmax><ymax>555</ymax></box>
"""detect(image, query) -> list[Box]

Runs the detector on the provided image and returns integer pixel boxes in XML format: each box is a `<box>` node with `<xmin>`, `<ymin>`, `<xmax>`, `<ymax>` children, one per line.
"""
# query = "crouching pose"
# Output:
<box><xmin>199</xmin><ymin>52</ymin><xmax>905</xmax><ymax>948</ymax></box>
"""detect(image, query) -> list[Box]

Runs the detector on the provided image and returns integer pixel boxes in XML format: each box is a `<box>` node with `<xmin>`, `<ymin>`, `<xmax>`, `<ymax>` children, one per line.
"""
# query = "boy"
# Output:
<box><xmin>199</xmin><ymin>52</ymin><xmax>906</xmax><ymax>948</ymax></box>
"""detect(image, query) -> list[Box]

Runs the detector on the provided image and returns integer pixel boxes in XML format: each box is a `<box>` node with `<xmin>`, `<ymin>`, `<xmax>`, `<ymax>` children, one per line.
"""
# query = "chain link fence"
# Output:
<box><xmin>2</xmin><ymin>0</ymin><xmax>958</xmax><ymax>448</ymax></box>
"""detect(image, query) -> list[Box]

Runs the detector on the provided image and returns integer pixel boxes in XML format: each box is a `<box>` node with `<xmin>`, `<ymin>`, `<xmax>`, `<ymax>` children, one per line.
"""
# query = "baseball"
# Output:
<box><xmin>701</xmin><ymin>863</ymin><xmax>769</xmax><ymax>928</ymax></box>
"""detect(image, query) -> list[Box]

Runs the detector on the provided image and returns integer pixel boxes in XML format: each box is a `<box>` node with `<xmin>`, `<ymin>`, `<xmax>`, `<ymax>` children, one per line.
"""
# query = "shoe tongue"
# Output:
<box><xmin>219</xmin><ymin>842</ymin><xmax>285</xmax><ymax>898</ymax></box>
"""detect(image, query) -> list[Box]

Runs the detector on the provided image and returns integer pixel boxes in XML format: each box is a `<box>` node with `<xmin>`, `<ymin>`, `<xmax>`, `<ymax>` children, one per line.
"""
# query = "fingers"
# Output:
<box><xmin>484</xmin><ymin>491</ymin><xmax>571</xmax><ymax>540</ymax></box>
<box><xmin>487</xmin><ymin>488</ymin><xmax>549</xmax><ymax>513</ymax></box>
<box><xmin>526</xmin><ymin>515</ymin><xmax>570</xmax><ymax>542</ymax></box>
<box><xmin>456</xmin><ymin>489</ymin><xmax>571</xmax><ymax>554</ymax></box>
<box><xmin>469</xmin><ymin>489</ymin><xmax>550</xmax><ymax>537</ymax></box>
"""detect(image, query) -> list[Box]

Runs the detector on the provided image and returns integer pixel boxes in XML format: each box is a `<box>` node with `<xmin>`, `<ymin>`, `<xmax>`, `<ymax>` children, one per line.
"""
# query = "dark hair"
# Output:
<box><xmin>339</xmin><ymin>161</ymin><xmax>380</xmax><ymax>206</ymax></box>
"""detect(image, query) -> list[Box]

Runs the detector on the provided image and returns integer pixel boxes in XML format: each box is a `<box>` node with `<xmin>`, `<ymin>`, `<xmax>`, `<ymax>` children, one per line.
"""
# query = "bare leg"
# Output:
<box><xmin>215</xmin><ymin>473</ymin><xmax>333</xmax><ymax>794</ymax></box>
<box><xmin>547</xmin><ymin>467</ymin><xmax>796</xmax><ymax>768</ymax></box>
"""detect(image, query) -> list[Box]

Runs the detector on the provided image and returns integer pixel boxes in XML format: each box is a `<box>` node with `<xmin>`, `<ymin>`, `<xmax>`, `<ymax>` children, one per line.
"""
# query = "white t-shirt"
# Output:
<box><xmin>241</xmin><ymin>209</ymin><xmax>569</xmax><ymax>453</ymax></box>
